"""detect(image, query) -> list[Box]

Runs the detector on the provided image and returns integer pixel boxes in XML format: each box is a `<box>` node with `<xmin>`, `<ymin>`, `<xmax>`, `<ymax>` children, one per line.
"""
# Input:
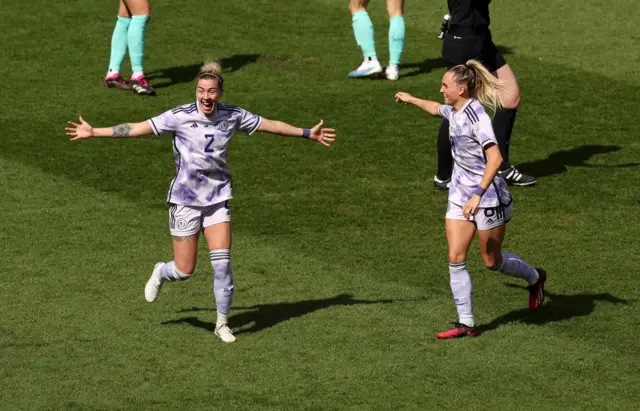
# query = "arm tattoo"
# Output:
<box><xmin>112</xmin><ymin>123</ymin><xmax>131</xmax><ymax>137</ymax></box>
<box><xmin>173</xmin><ymin>235</ymin><xmax>197</xmax><ymax>243</ymax></box>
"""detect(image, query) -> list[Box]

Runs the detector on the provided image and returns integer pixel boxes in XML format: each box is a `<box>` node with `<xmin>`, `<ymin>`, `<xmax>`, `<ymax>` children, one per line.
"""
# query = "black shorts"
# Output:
<box><xmin>441</xmin><ymin>33</ymin><xmax>506</xmax><ymax>72</ymax></box>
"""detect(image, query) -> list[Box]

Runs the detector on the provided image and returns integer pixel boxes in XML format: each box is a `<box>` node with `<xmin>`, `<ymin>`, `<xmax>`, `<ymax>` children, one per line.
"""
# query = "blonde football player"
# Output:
<box><xmin>66</xmin><ymin>61</ymin><xmax>336</xmax><ymax>343</ymax></box>
<box><xmin>395</xmin><ymin>60</ymin><xmax>546</xmax><ymax>338</ymax></box>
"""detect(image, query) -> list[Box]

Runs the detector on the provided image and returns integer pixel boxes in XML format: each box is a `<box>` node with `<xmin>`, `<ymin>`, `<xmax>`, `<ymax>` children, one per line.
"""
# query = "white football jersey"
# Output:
<box><xmin>439</xmin><ymin>99</ymin><xmax>512</xmax><ymax>207</ymax></box>
<box><xmin>148</xmin><ymin>102</ymin><xmax>262</xmax><ymax>206</ymax></box>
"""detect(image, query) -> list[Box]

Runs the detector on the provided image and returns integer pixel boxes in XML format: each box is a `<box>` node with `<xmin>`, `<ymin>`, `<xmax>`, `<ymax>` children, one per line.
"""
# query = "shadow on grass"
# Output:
<box><xmin>516</xmin><ymin>144</ymin><xmax>640</xmax><ymax>178</ymax></box>
<box><xmin>161</xmin><ymin>293</ymin><xmax>404</xmax><ymax>335</ymax></box>
<box><xmin>476</xmin><ymin>284</ymin><xmax>630</xmax><ymax>335</ymax></box>
<box><xmin>146</xmin><ymin>54</ymin><xmax>261</xmax><ymax>89</ymax></box>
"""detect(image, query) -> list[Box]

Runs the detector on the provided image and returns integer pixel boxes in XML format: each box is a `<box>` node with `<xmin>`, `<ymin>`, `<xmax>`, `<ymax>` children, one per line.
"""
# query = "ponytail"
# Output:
<box><xmin>448</xmin><ymin>59</ymin><xmax>509</xmax><ymax>112</ymax></box>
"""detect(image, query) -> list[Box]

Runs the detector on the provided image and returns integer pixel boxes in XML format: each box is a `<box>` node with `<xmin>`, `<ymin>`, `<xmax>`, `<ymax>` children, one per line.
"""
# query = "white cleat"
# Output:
<box><xmin>385</xmin><ymin>64</ymin><xmax>399</xmax><ymax>81</ymax></box>
<box><xmin>144</xmin><ymin>263</ymin><xmax>164</xmax><ymax>303</ymax></box>
<box><xmin>348</xmin><ymin>59</ymin><xmax>383</xmax><ymax>78</ymax></box>
<box><xmin>215</xmin><ymin>324</ymin><xmax>237</xmax><ymax>343</ymax></box>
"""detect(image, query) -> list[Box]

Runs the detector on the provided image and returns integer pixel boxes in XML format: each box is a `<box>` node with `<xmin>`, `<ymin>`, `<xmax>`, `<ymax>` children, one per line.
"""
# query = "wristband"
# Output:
<box><xmin>472</xmin><ymin>186</ymin><xmax>486</xmax><ymax>197</ymax></box>
<box><xmin>302</xmin><ymin>128</ymin><xmax>311</xmax><ymax>138</ymax></box>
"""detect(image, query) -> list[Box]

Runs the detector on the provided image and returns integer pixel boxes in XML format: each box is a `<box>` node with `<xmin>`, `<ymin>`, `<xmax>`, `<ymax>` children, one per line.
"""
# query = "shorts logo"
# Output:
<box><xmin>177</xmin><ymin>218</ymin><xmax>188</xmax><ymax>230</ymax></box>
<box><xmin>217</xmin><ymin>121</ymin><xmax>230</xmax><ymax>132</ymax></box>
<box><xmin>484</xmin><ymin>206</ymin><xmax>505</xmax><ymax>222</ymax></box>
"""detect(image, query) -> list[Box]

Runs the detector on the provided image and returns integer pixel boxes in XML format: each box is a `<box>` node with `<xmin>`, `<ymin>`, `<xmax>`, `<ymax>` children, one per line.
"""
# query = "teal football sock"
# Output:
<box><xmin>128</xmin><ymin>14</ymin><xmax>149</xmax><ymax>74</ymax></box>
<box><xmin>352</xmin><ymin>11</ymin><xmax>376</xmax><ymax>58</ymax></box>
<box><xmin>388</xmin><ymin>15</ymin><xmax>405</xmax><ymax>65</ymax></box>
<box><xmin>108</xmin><ymin>16</ymin><xmax>131</xmax><ymax>74</ymax></box>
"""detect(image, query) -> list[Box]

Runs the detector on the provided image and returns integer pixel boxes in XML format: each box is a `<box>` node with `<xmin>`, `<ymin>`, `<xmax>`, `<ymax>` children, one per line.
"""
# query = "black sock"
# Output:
<box><xmin>492</xmin><ymin>108</ymin><xmax>518</xmax><ymax>171</ymax></box>
<box><xmin>437</xmin><ymin>119</ymin><xmax>453</xmax><ymax>180</ymax></box>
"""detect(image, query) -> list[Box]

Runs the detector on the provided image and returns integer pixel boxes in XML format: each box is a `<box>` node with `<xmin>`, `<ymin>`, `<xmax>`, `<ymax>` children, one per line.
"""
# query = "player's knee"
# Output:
<box><xmin>349</xmin><ymin>0</ymin><xmax>367</xmax><ymax>13</ymax></box>
<box><xmin>386</xmin><ymin>0</ymin><xmax>403</xmax><ymax>17</ymax></box>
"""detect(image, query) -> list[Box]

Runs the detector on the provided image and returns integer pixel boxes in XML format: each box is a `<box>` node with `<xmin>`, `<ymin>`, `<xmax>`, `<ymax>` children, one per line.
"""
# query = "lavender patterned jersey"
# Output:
<box><xmin>438</xmin><ymin>99</ymin><xmax>512</xmax><ymax>208</ymax></box>
<box><xmin>148</xmin><ymin>102</ymin><xmax>262</xmax><ymax>206</ymax></box>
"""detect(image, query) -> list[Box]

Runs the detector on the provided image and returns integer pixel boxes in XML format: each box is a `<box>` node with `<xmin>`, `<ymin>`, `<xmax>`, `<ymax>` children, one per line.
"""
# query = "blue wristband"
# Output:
<box><xmin>302</xmin><ymin>128</ymin><xmax>311</xmax><ymax>138</ymax></box>
<box><xmin>472</xmin><ymin>186</ymin><xmax>486</xmax><ymax>197</ymax></box>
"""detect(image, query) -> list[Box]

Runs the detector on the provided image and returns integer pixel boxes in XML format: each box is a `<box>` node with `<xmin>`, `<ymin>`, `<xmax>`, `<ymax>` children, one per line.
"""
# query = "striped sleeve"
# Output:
<box><xmin>148</xmin><ymin>109</ymin><xmax>179</xmax><ymax>136</ymax></box>
<box><xmin>236</xmin><ymin>107</ymin><xmax>262</xmax><ymax>135</ymax></box>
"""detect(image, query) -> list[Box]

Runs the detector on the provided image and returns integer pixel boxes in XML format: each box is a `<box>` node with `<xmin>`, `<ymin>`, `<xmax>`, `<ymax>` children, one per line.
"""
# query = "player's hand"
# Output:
<box><xmin>462</xmin><ymin>195</ymin><xmax>481</xmax><ymax>220</ymax></box>
<box><xmin>309</xmin><ymin>120</ymin><xmax>336</xmax><ymax>147</ymax></box>
<box><xmin>65</xmin><ymin>116</ymin><xmax>94</xmax><ymax>141</ymax></box>
<box><xmin>394</xmin><ymin>92</ymin><xmax>413</xmax><ymax>104</ymax></box>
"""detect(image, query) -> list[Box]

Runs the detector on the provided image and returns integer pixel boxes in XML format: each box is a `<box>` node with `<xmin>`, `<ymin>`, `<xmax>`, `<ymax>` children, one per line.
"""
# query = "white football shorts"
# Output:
<box><xmin>446</xmin><ymin>201</ymin><xmax>512</xmax><ymax>231</ymax></box>
<box><xmin>168</xmin><ymin>201</ymin><xmax>231</xmax><ymax>237</ymax></box>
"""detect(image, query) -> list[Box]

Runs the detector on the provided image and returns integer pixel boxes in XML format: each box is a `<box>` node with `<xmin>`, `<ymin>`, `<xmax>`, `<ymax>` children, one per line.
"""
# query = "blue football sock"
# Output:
<box><xmin>108</xmin><ymin>16</ymin><xmax>131</xmax><ymax>74</ymax></box>
<box><xmin>388</xmin><ymin>15</ymin><xmax>405</xmax><ymax>65</ymax></box>
<box><xmin>128</xmin><ymin>14</ymin><xmax>149</xmax><ymax>74</ymax></box>
<box><xmin>352</xmin><ymin>11</ymin><xmax>376</xmax><ymax>58</ymax></box>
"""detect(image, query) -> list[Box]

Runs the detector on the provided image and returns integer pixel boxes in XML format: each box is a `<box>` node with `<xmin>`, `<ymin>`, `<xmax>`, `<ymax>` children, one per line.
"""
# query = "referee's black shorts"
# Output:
<box><xmin>442</xmin><ymin>29</ymin><xmax>506</xmax><ymax>73</ymax></box>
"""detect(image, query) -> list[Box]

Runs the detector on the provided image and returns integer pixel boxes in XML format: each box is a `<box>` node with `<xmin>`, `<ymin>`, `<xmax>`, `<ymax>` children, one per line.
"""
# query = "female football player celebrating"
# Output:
<box><xmin>394</xmin><ymin>60</ymin><xmax>546</xmax><ymax>338</ymax></box>
<box><xmin>104</xmin><ymin>0</ymin><xmax>155</xmax><ymax>95</ymax></box>
<box><xmin>66</xmin><ymin>61</ymin><xmax>336</xmax><ymax>343</ymax></box>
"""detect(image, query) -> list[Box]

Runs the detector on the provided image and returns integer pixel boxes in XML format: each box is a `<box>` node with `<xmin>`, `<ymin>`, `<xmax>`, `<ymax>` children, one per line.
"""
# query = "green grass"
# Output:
<box><xmin>1</xmin><ymin>1</ymin><xmax>639</xmax><ymax>409</ymax></box>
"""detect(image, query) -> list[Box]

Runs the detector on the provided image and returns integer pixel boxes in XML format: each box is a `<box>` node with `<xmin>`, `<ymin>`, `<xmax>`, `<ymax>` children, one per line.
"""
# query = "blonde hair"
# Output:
<box><xmin>448</xmin><ymin>59</ymin><xmax>509</xmax><ymax>112</ymax></box>
<box><xmin>196</xmin><ymin>61</ymin><xmax>224</xmax><ymax>89</ymax></box>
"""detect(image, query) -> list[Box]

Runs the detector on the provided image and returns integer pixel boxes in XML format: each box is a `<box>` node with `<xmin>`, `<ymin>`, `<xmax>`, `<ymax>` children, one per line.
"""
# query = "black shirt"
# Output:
<box><xmin>448</xmin><ymin>0</ymin><xmax>491</xmax><ymax>28</ymax></box>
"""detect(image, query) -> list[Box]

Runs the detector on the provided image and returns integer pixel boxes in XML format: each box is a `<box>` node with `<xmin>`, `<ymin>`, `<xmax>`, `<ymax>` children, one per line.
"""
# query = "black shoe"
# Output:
<box><xmin>433</xmin><ymin>175</ymin><xmax>451</xmax><ymax>191</ymax></box>
<box><xmin>130</xmin><ymin>75</ymin><xmax>156</xmax><ymax>95</ymax></box>
<box><xmin>104</xmin><ymin>75</ymin><xmax>132</xmax><ymax>90</ymax></box>
<box><xmin>500</xmin><ymin>166</ymin><xmax>537</xmax><ymax>186</ymax></box>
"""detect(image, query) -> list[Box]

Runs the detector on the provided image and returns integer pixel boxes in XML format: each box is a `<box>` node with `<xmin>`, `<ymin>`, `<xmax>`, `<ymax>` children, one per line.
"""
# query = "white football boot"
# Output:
<box><xmin>385</xmin><ymin>64</ymin><xmax>399</xmax><ymax>81</ymax></box>
<box><xmin>214</xmin><ymin>324</ymin><xmax>237</xmax><ymax>343</ymax></box>
<box><xmin>348</xmin><ymin>58</ymin><xmax>383</xmax><ymax>78</ymax></box>
<box><xmin>144</xmin><ymin>263</ymin><xmax>164</xmax><ymax>303</ymax></box>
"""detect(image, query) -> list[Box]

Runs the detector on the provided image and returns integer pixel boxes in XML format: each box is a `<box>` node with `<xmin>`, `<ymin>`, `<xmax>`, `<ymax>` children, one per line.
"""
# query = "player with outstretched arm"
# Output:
<box><xmin>66</xmin><ymin>61</ymin><xmax>336</xmax><ymax>343</ymax></box>
<box><xmin>395</xmin><ymin>59</ymin><xmax>546</xmax><ymax>338</ymax></box>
